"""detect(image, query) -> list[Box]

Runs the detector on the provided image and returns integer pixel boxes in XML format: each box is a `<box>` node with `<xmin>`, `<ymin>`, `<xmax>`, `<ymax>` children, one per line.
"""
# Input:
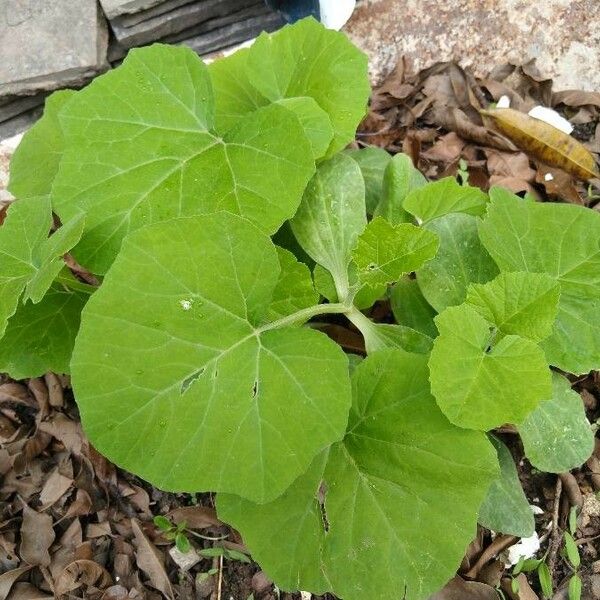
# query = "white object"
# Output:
<box><xmin>544</xmin><ymin>172</ymin><xmax>554</xmax><ymax>182</ymax></box>
<box><xmin>506</xmin><ymin>532</ymin><xmax>541</xmax><ymax>565</ymax></box>
<box><xmin>168</xmin><ymin>546</ymin><xmax>201</xmax><ymax>571</ymax></box>
<box><xmin>496</xmin><ymin>95</ymin><xmax>511</xmax><ymax>108</ymax></box>
<box><xmin>319</xmin><ymin>0</ymin><xmax>356</xmax><ymax>30</ymax></box>
<box><xmin>530</xmin><ymin>504</ymin><xmax>545</xmax><ymax>515</ymax></box>
<box><xmin>300</xmin><ymin>593</ymin><xmax>312</xmax><ymax>600</ymax></box>
<box><xmin>528</xmin><ymin>105</ymin><xmax>574</xmax><ymax>135</ymax></box>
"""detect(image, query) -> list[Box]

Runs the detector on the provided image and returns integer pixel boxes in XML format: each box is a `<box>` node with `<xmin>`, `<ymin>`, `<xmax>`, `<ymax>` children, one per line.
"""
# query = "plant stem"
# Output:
<box><xmin>257</xmin><ymin>302</ymin><xmax>349</xmax><ymax>333</ymax></box>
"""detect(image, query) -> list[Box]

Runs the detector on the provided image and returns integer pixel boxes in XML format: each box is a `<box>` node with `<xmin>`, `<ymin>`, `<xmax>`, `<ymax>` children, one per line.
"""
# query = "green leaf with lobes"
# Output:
<box><xmin>478</xmin><ymin>188</ymin><xmax>600</xmax><ymax>374</ymax></box>
<box><xmin>429</xmin><ymin>303</ymin><xmax>552</xmax><ymax>430</ymax></box>
<box><xmin>478</xmin><ymin>436</ymin><xmax>534</xmax><ymax>537</ymax></box>
<box><xmin>52</xmin><ymin>43</ymin><xmax>316</xmax><ymax>274</ymax></box>
<box><xmin>70</xmin><ymin>212</ymin><xmax>352</xmax><ymax>503</ymax></box>
<box><xmin>217</xmin><ymin>350</ymin><xmax>498</xmax><ymax>600</ymax></box>
<box><xmin>0</xmin><ymin>197</ymin><xmax>84</xmax><ymax>337</ymax></box>
<box><xmin>346</xmin><ymin>146</ymin><xmax>392</xmax><ymax>214</ymax></box>
<box><xmin>352</xmin><ymin>216</ymin><xmax>439</xmax><ymax>289</ymax></box>
<box><xmin>416</xmin><ymin>213</ymin><xmax>499</xmax><ymax>312</ymax></box>
<box><xmin>390</xmin><ymin>277</ymin><xmax>438</xmax><ymax>338</ymax></box>
<box><xmin>519</xmin><ymin>373</ymin><xmax>594</xmax><ymax>473</ymax></box>
<box><xmin>209</xmin><ymin>17</ymin><xmax>370</xmax><ymax>156</ymax></box>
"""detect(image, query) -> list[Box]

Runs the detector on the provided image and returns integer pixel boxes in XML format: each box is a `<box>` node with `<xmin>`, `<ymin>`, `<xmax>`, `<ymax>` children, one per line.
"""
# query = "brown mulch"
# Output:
<box><xmin>1</xmin><ymin>57</ymin><xmax>600</xmax><ymax>599</ymax></box>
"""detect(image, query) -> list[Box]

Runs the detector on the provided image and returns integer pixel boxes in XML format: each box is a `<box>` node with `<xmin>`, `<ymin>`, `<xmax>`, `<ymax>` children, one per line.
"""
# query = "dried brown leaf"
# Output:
<box><xmin>54</xmin><ymin>560</ymin><xmax>112</xmax><ymax>597</ymax></box>
<box><xmin>535</xmin><ymin>166</ymin><xmax>583</xmax><ymax>204</ymax></box>
<box><xmin>167</xmin><ymin>506</ymin><xmax>221</xmax><ymax>531</ymax></box>
<box><xmin>422</xmin><ymin>132</ymin><xmax>465</xmax><ymax>163</ymax></box>
<box><xmin>553</xmin><ymin>90</ymin><xmax>600</xmax><ymax>109</ymax></box>
<box><xmin>0</xmin><ymin>384</ymin><xmax>35</xmax><ymax>407</ymax></box>
<box><xmin>0</xmin><ymin>565</ymin><xmax>31</xmax><ymax>600</ymax></box>
<box><xmin>43</xmin><ymin>373</ymin><xmax>63</xmax><ymax>408</ymax></box>
<box><xmin>19</xmin><ymin>505</ymin><xmax>54</xmax><ymax>567</ymax></box>
<box><xmin>429</xmin><ymin>576</ymin><xmax>499</xmax><ymax>599</ymax></box>
<box><xmin>39</xmin><ymin>469</ymin><xmax>73</xmax><ymax>509</ymax></box>
<box><xmin>6</xmin><ymin>582</ymin><xmax>52</xmax><ymax>600</ymax></box>
<box><xmin>64</xmin><ymin>489</ymin><xmax>93</xmax><ymax>519</ymax></box>
<box><xmin>131</xmin><ymin>519</ymin><xmax>173</xmax><ymax>599</ymax></box>
<box><xmin>500</xmin><ymin>574</ymin><xmax>539</xmax><ymax>600</ymax></box>
<box><xmin>38</xmin><ymin>414</ymin><xmax>84</xmax><ymax>456</ymax></box>
<box><xmin>481</xmin><ymin>107</ymin><xmax>600</xmax><ymax>180</ymax></box>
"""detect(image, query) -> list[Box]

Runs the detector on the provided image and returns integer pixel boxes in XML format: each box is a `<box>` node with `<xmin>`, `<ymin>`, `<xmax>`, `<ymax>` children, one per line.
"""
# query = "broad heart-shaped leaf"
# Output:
<box><xmin>0</xmin><ymin>285</ymin><xmax>87</xmax><ymax>379</ymax></box>
<box><xmin>478</xmin><ymin>190</ymin><xmax>600</xmax><ymax>374</ymax></box>
<box><xmin>52</xmin><ymin>44</ymin><xmax>315</xmax><ymax>275</ymax></box>
<box><xmin>8</xmin><ymin>90</ymin><xmax>75</xmax><ymax>200</ymax></box>
<box><xmin>217</xmin><ymin>350</ymin><xmax>497</xmax><ymax>600</ymax></box>
<box><xmin>352</xmin><ymin>217</ymin><xmax>439</xmax><ymax>289</ymax></box>
<box><xmin>478</xmin><ymin>437</ymin><xmax>534</xmax><ymax>537</ymax></box>
<box><xmin>466</xmin><ymin>272</ymin><xmax>561</xmax><ymax>342</ymax></box>
<box><xmin>416</xmin><ymin>213</ymin><xmax>499</xmax><ymax>312</ymax></box>
<box><xmin>390</xmin><ymin>277</ymin><xmax>438</xmax><ymax>338</ymax></box>
<box><xmin>520</xmin><ymin>373</ymin><xmax>594</xmax><ymax>473</ymax></box>
<box><xmin>346</xmin><ymin>147</ymin><xmax>391</xmax><ymax>214</ymax></box>
<box><xmin>290</xmin><ymin>154</ymin><xmax>366</xmax><ymax>299</ymax></box>
<box><xmin>374</xmin><ymin>153</ymin><xmax>427</xmax><ymax>224</ymax></box>
<box><xmin>209</xmin><ymin>17</ymin><xmax>370</xmax><ymax>156</ymax></box>
<box><xmin>404</xmin><ymin>177</ymin><xmax>488</xmax><ymax>223</ymax></box>
<box><xmin>71</xmin><ymin>213</ymin><xmax>351</xmax><ymax>503</ymax></box>
<box><xmin>0</xmin><ymin>197</ymin><xmax>84</xmax><ymax>337</ymax></box>
<box><xmin>429</xmin><ymin>303</ymin><xmax>552</xmax><ymax>430</ymax></box>
<box><xmin>265</xmin><ymin>247</ymin><xmax>318</xmax><ymax>323</ymax></box>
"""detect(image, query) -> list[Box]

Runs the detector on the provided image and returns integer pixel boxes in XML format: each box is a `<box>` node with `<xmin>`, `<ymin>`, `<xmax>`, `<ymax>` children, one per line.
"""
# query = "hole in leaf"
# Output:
<box><xmin>317</xmin><ymin>480</ymin><xmax>330</xmax><ymax>534</ymax></box>
<box><xmin>180</xmin><ymin>368</ymin><xmax>205</xmax><ymax>394</ymax></box>
<box><xmin>252</xmin><ymin>380</ymin><xmax>258</xmax><ymax>398</ymax></box>
<box><xmin>367</xmin><ymin>263</ymin><xmax>377</xmax><ymax>271</ymax></box>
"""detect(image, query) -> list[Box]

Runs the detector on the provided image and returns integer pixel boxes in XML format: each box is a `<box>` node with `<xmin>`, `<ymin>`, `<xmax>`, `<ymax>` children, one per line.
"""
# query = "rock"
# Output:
<box><xmin>109</xmin><ymin>0</ymin><xmax>263</xmax><ymax>48</ymax></box>
<box><xmin>344</xmin><ymin>0</ymin><xmax>600</xmax><ymax>91</ymax></box>
<box><xmin>0</xmin><ymin>94</ymin><xmax>46</xmax><ymax>124</ymax></box>
<box><xmin>99</xmin><ymin>0</ymin><xmax>171</xmax><ymax>20</ymax></box>
<box><xmin>0</xmin><ymin>0</ymin><xmax>108</xmax><ymax>97</ymax></box>
<box><xmin>112</xmin><ymin>0</ymin><xmax>196</xmax><ymax>28</ymax></box>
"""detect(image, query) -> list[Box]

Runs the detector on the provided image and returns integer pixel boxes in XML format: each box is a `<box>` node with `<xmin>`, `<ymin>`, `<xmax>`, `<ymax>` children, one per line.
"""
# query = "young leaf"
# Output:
<box><xmin>0</xmin><ymin>286</ymin><xmax>87</xmax><ymax>379</ymax></box>
<box><xmin>568</xmin><ymin>574</ymin><xmax>582</xmax><ymax>600</ymax></box>
<box><xmin>403</xmin><ymin>177</ymin><xmax>488</xmax><ymax>223</ymax></box>
<box><xmin>0</xmin><ymin>198</ymin><xmax>83</xmax><ymax>337</ymax></box>
<box><xmin>479</xmin><ymin>189</ymin><xmax>600</xmax><ymax>374</ymax></box>
<box><xmin>416</xmin><ymin>213</ymin><xmax>499</xmax><ymax>312</ymax></box>
<box><xmin>538</xmin><ymin>562</ymin><xmax>553</xmax><ymax>598</ymax></box>
<box><xmin>352</xmin><ymin>217</ymin><xmax>439</xmax><ymax>289</ymax></box>
<box><xmin>390</xmin><ymin>277</ymin><xmax>438</xmax><ymax>338</ymax></box>
<box><xmin>374</xmin><ymin>153</ymin><xmax>427</xmax><ymax>224</ymax></box>
<box><xmin>290</xmin><ymin>154</ymin><xmax>366</xmax><ymax>299</ymax></box>
<box><xmin>429</xmin><ymin>304</ymin><xmax>552</xmax><ymax>430</ymax></box>
<box><xmin>265</xmin><ymin>247</ymin><xmax>319</xmax><ymax>323</ymax></box>
<box><xmin>466</xmin><ymin>272</ymin><xmax>561</xmax><ymax>342</ymax></box>
<box><xmin>478</xmin><ymin>437</ymin><xmax>535</xmax><ymax>537</ymax></box>
<box><xmin>218</xmin><ymin>350</ymin><xmax>497</xmax><ymax>600</ymax></box>
<box><xmin>210</xmin><ymin>18</ymin><xmax>370</xmax><ymax>156</ymax></box>
<box><xmin>71</xmin><ymin>213</ymin><xmax>351</xmax><ymax>503</ymax></box>
<box><xmin>563</xmin><ymin>532</ymin><xmax>580</xmax><ymax>569</ymax></box>
<box><xmin>175</xmin><ymin>532</ymin><xmax>191</xmax><ymax>553</ymax></box>
<box><xmin>8</xmin><ymin>90</ymin><xmax>75</xmax><ymax>200</ymax></box>
<box><xmin>350</xmin><ymin>319</ymin><xmax>433</xmax><ymax>355</ymax></box>
<box><xmin>52</xmin><ymin>44</ymin><xmax>315</xmax><ymax>274</ymax></box>
<box><xmin>346</xmin><ymin>147</ymin><xmax>391</xmax><ymax>214</ymax></box>
<box><xmin>519</xmin><ymin>373</ymin><xmax>594</xmax><ymax>473</ymax></box>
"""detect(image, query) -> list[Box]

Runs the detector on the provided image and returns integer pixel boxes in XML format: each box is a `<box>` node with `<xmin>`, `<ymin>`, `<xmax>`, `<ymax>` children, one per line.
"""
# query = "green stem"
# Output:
<box><xmin>55</xmin><ymin>271</ymin><xmax>97</xmax><ymax>295</ymax></box>
<box><xmin>345</xmin><ymin>306</ymin><xmax>373</xmax><ymax>335</ymax></box>
<box><xmin>257</xmin><ymin>302</ymin><xmax>349</xmax><ymax>333</ymax></box>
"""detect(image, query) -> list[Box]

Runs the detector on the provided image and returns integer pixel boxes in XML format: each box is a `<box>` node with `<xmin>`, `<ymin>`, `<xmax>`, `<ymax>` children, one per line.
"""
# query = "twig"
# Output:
<box><xmin>547</xmin><ymin>477</ymin><xmax>562</xmax><ymax>576</ymax></box>
<box><xmin>217</xmin><ymin>554</ymin><xmax>223</xmax><ymax>600</ymax></box>
<box><xmin>464</xmin><ymin>534</ymin><xmax>518</xmax><ymax>579</ymax></box>
<box><xmin>558</xmin><ymin>472</ymin><xmax>583</xmax><ymax>508</ymax></box>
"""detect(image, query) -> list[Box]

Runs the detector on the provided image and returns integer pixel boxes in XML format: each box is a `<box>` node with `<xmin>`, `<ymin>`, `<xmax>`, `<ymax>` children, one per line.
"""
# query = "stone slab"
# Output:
<box><xmin>344</xmin><ymin>0</ymin><xmax>600</xmax><ymax>91</ymax></box>
<box><xmin>178</xmin><ymin>11</ymin><xmax>284</xmax><ymax>55</ymax></box>
<box><xmin>100</xmin><ymin>0</ymin><xmax>170</xmax><ymax>19</ymax></box>
<box><xmin>0</xmin><ymin>94</ymin><xmax>46</xmax><ymax>123</ymax></box>
<box><xmin>0</xmin><ymin>0</ymin><xmax>108</xmax><ymax>96</ymax></box>
<box><xmin>114</xmin><ymin>0</ymin><xmax>195</xmax><ymax>27</ymax></box>
<box><xmin>110</xmin><ymin>0</ymin><xmax>261</xmax><ymax>47</ymax></box>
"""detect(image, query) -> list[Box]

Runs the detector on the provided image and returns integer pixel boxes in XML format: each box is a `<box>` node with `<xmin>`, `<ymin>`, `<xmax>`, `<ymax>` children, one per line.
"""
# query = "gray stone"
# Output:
<box><xmin>0</xmin><ymin>93</ymin><xmax>46</xmax><ymax>123</ymax></box>
<box><xmin>178</xmin><ymin>11</ymin><xmax>284</xmax><ymax>55</ymax></box>
<box><xmin>0</xmin><ymin>0</ymin><xmax>108</xmax><ymax>96</ymax></box>
<box><xmin>0</xmin><ymin>107</ymin><xmax>42</xmax><ymax>143</ymax></box>
<box><xmin>114</xmin><ymin>0</ymin><xmax>195</xmax><ymax>27</ymax></box>
<box><xmin>344</xmin><ymin>0</ymin><xmax>600</xmax><ymax>91</ymax></box>
<box><xmin>110</xmin><ymin>0</ymin><xmax>262</xmax><ymax>48</ymax></box>
<box><xmin>99</xmin><ymin>0</ymin><xmax>170</xmax><ymax>20</ymax></box>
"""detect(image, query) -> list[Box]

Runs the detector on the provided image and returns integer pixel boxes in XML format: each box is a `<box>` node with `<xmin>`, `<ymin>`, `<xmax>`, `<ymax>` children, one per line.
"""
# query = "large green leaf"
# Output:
<box><xmin>0</xmin><ymin>197</ymin><xmax>84</xmax><ymax>336</ymax></box>
<box><xmin>8</xmin><ymin>90</ymin><xmax>75</xmax><ymax>200</ymax></box>
<box><xmin>374</xmin><ymin>153</ymin><xmax>427</xmax><ymax>224</ymax></box>
<box><xmin>520</xmin><ymin>374</ymin><xmax>594</xmax><ymax>473</ymax></box>
<box><xmin>417</xmin><ymin>213</ymin><xmax>499</xmax><ymax>312</ymax></box>
<box><xmin>0</xmin><ymin>286</ymin><xmax>87</xmax><ymax>379</ymax></box>
<box><xmin>218</xmin><ymin>350</ymin><xmax>497</xmax><ymax>600</ymax></box>
<box><xmin>404</xmin><ymin>177</ymin><xmax>488</xmax><ymax>223</ymax></box>
<box><xmin>210</xmin><ymin>17</ymin><xmax>370</xmax><ymax>156</ymax></box>
<box><xmin>352</xmin><ymin>217</ymin><xmax>439</xmax><ymax>289</ymax></box>
<box><xmin>466</xmin><ymin>272</ymin><xmax>561</xmax><ymax>342</ymax></box>
<box><xmin>346</xmin><ymin>147</ymin><xmax>391</xmax><ymax>214</ymax></box>
<box><xmin>429</xmin><ymin>303</ymin><xmax>552</xmax><ymax>430</ymax></box>
<box><xmin>52</xmin><ymin>44</ymin><xmax>315</xmax><ymax>274</ymax></box>
<box><xmin>266</xmin><ymin>247</ymin><xmax>318</xmax><ymax>322</ymax></box>
<box><xmin>478</xmin><ymin>190</ymin><xmax>600</xmax><ymax>374</ymax></box>
<box><xmin>290</xmin><ymin>154</ymin><xmax>366</xmax><ymax>300</ymax></box>
<box><xmin>390</xmin><ymin>277</ymin><xmax>438</xmax><ymax>338</ymax></box>
<box><xmin>71</xmin><ymin>213</ymin><xmax>351</xmax><ymax>503</ymax></box>
<box><xmin>478</xmin><ymin>437</ymin><xmax>534</xmax><ymax>537</ymax></box>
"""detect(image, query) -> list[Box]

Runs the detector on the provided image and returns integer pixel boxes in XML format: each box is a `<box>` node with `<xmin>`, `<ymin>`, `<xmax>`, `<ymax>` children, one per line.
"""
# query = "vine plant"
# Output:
<box><xmin>2</xmin><ymin>17</ymin><xmax>598</xmax><ymax>600</ymax></box>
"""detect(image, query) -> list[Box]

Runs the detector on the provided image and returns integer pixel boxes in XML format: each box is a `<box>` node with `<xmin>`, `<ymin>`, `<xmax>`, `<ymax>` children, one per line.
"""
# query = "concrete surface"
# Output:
<box><xmin>344</xmin><ymin>0</ymin><xmax>600</xmax><ymax>91</ymax></box>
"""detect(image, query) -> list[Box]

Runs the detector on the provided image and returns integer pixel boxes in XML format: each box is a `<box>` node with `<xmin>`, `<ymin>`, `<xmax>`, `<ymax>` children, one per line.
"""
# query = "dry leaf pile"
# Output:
<box><xmin>1</xmin><ymin>57</ymin><xmax>600</xmax><ymax>600</ymax></box>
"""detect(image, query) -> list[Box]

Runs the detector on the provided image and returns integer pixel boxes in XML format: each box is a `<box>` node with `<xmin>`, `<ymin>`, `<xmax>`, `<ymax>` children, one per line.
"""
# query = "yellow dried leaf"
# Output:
<box><xmin>481</xmin><ymin>107</ymin><xmax>600</xmax><ymax>181</ymax></box>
